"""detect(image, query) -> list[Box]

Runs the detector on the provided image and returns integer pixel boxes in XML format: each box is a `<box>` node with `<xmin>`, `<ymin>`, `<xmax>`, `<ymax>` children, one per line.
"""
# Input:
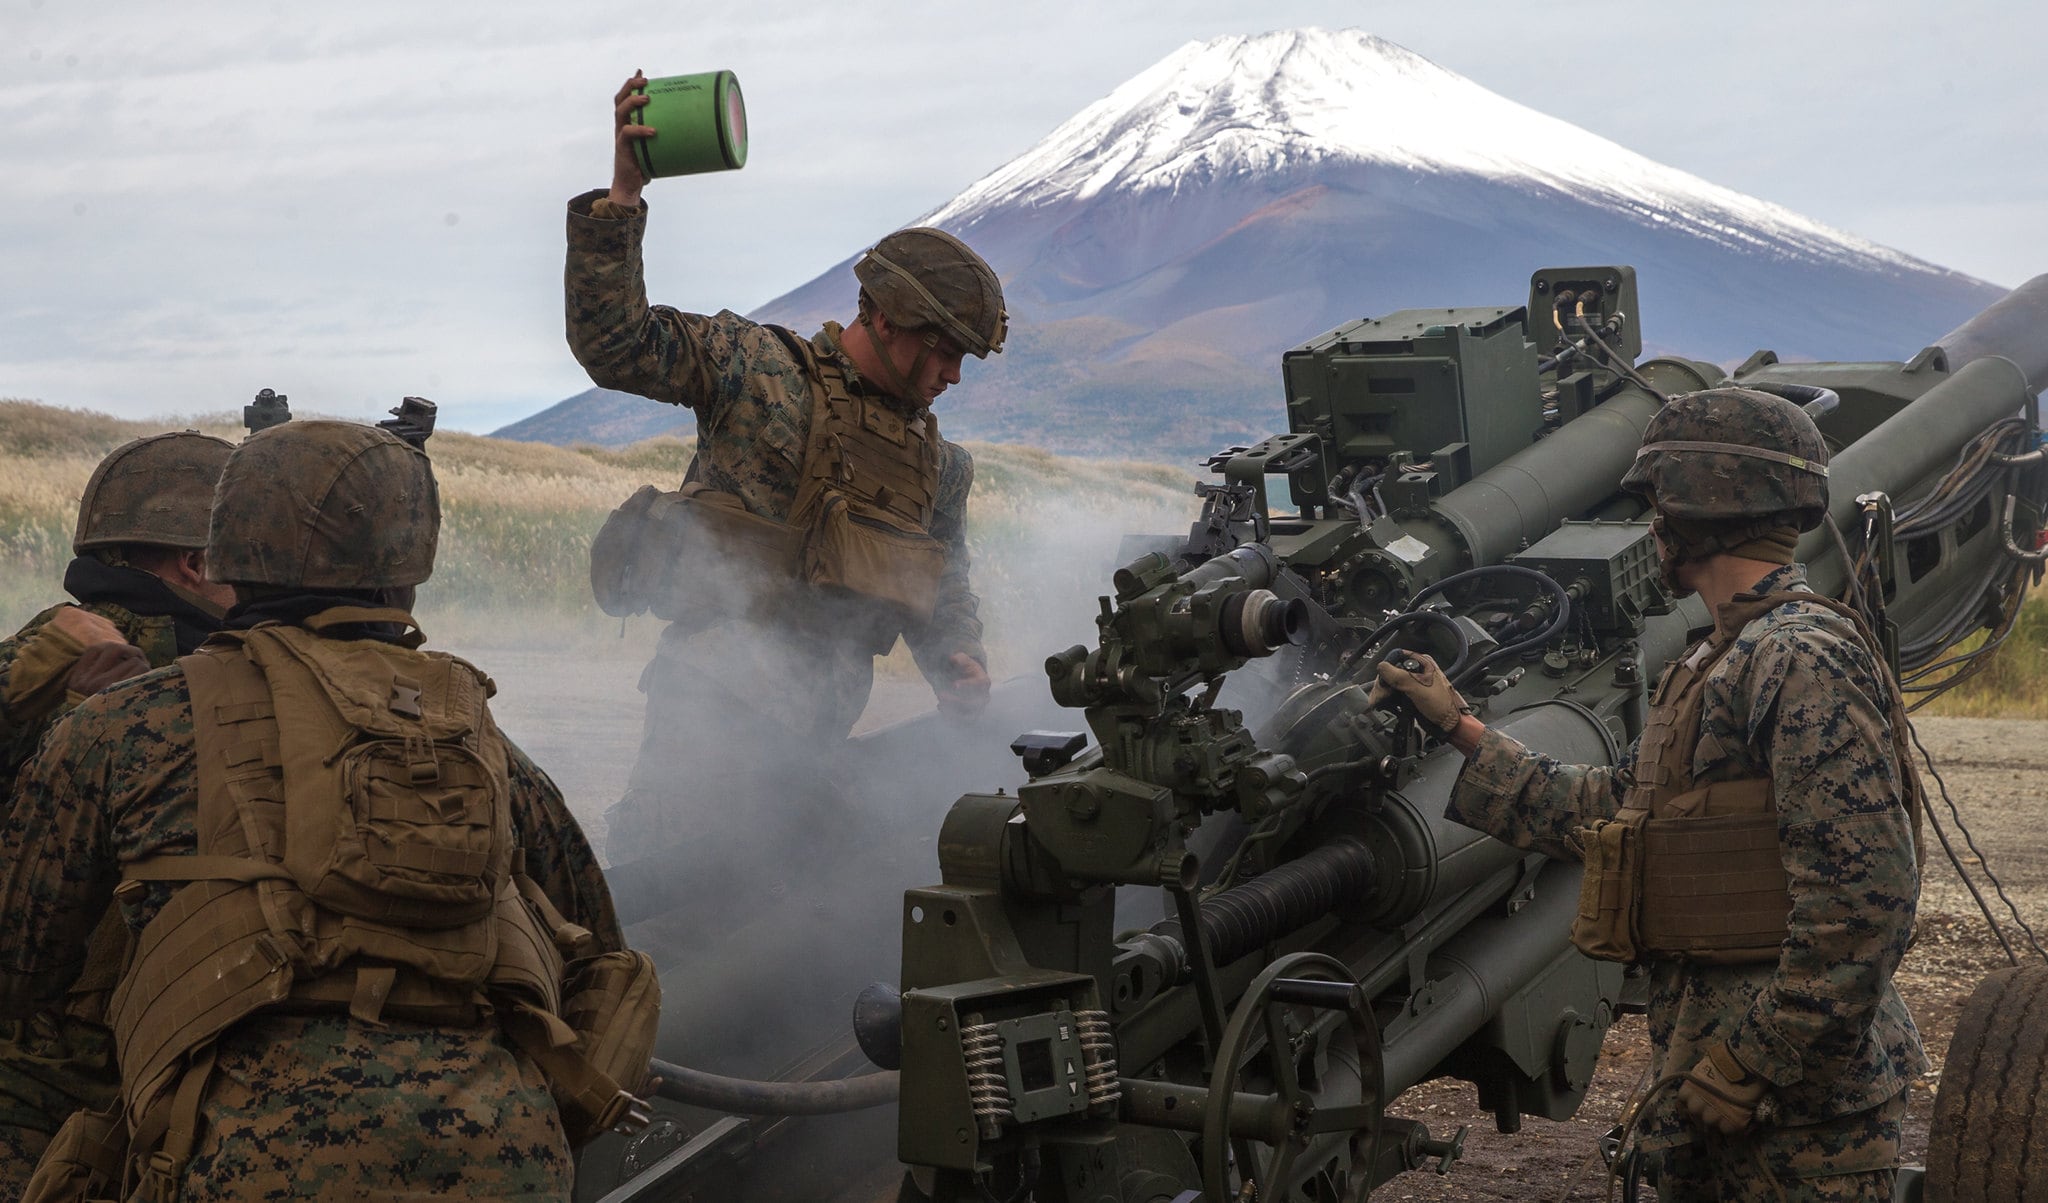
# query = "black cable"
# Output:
<box><xmin>1408</xmin><ymin>564</ymin><xmax>1573</xmax><ymax>687</ymax></box>
<box><xmin>1915</xmin><ymin>779</ymin><xmax>2018</xmax><ymax>966</ymax></box>
<box><xmin>1907</xmin><ymin>721</ymin><xmax>2048</xmax><ymax>964</ymax></box>
<box><xmin>1578</xmin><ymin>316</ymin><xmax>1669</xmax><ymax>404</ymax></box>
<box><xmin>1339</xmin><ymin>608</ymin><xmax>1472</xmax><ymax>682</ymax></box>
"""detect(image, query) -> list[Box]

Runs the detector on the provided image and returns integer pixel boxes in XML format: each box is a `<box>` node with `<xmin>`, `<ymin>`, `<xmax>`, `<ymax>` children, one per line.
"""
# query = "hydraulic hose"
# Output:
<box><xmin>1345</xmin><ymin>608</ymin><xmax>1472</xmax><ymax>681</ymax></box>
<box><xmin>1406</xmin><ymin>564</ymin><xmax>1573</xmax><ymax>687</ymax></box>
<box><xmin>648</xmin><ymin>1058</ymin><xmax>900</xmax><ymax>1115</ymax></box>
<box><xmin>1150</xmin><ymin>837</ymin><xmax>1378</xmax><ymax>972</ymax></box>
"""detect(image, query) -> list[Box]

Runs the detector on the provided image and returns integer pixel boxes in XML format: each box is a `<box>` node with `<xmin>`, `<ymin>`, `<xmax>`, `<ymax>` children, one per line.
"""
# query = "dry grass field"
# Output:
<box><xmin>0</xmin><ymin>399</ymin><xmax>1202</xmax><ymax>672</ymax></box>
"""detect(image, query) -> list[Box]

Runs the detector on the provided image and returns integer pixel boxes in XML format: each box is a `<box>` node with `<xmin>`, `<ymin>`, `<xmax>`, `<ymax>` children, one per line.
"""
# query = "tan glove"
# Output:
<box><xmin>1371</xmin><ymin>653</ymin><xmax>1471</xmax><ymax>734</ymax></box>
<box><xmin>1677</xmin><ymin>1042</ymin><xmax>1767</xmax><ymax>1136</ymax></box>
<box><xmin>4</xmin><ymin>607</ymin><xmax>132</xmax><ymax>716</ymax></box>
<box><xmin>66</xmin><ymin>641</ymin><xmax>153</xmax><ymax>696</ymax></box>
<box><xmin>45</xmin><ymin>606</ymin><xmax>125</xmax><ymax>648</ymax></box>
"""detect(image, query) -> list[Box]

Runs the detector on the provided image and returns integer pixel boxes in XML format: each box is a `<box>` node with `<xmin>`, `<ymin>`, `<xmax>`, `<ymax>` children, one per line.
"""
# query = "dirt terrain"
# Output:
<box><xmin>1378</xmin><ymin>716</ymin><xmax>2048</xmax><ymax>1201</ymax></box>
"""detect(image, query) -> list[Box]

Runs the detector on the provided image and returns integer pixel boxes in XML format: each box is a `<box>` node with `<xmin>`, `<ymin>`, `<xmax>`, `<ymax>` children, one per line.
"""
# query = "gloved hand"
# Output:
<box><xmin>46</xmin><ymin>606</ymin><xmax>125</xmax><ymax>648</ymax></box>
<box><xmin>1371</xmin><ymin>653</ymin><xmax>1471</xmax><ymax>734</ymax></box>
<box><xmin>1677</xmin><ymin>1042</ymin><xmax>1767</xmax><ymax>1136</ymax></box>
<box><xmin>66</xmin><ymin>641</ymin><xmax>152</xmax><ymax>696</ymax></box>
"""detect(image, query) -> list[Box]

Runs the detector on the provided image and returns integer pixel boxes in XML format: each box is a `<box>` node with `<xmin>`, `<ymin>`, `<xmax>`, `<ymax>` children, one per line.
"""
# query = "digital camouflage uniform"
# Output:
<box><xmin>563</xmin><ymin>189</ymin><xmax>986</xmax><ymax>862</ymax></box>
<box><xmin>0</xmin><ymin>652</ymin><xmax>623</xmax><ymax>1200</ymax></box>
<box><xmin>0</xmin><ymin>602</ymin><xmax>179</xmax><ymax>801</ymax></box>
<box><xmin>0</xmin><ymin>582</ymin><xmax>225</xmax><ymax>1195</ymax></box>
<box><xmin>0</xmin><ymin>601</ymin><xmax>169</xmax><ymax>1195</ymax></box>
<box><xmin>1448</xmin><ymin>564</ymin><xmax>1922</xmax><ymax>1200</ymax></box>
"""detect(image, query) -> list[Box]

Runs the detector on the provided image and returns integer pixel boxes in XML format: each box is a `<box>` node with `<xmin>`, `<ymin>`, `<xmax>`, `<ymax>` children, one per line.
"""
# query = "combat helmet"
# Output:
<box><xmin>854</xmin><ymin>228</ymin><xmax>1007</xmax><ymax>358</ymax></box>
<box><xmin>74</xmin><ymin>431</ymin><xmax>235</xmax><ymax>554</ymax></box>
<box><xmin>1620</xmin><ymin>387</ymin><xmax>1830</xmax><ymax>530</ymax></box>
<box><xmin>207</xmin><ymin>420</ymin><xmax>439</xmax><ymax>589</ymax></box>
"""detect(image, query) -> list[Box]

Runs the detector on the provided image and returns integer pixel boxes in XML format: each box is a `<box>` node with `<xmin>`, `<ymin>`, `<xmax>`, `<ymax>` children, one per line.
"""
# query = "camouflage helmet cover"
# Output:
<box><xmin>74</xmin><ymin>431</ymin><xmax>236</xmax><ymax>553</ymax></box>
<box><xmin>207</xmin><ymin>420</ymin><xmax>439</xmax><ymax>589</ymax></box>
<box><xmin>1620</xmin><ymin>387</ymin><xmax>1830</xmax><ymax>530</ymax></box>
<box><xmin>853</xmin><ymin>227</ymin><xmax>1008</xmax><ymax>357</ymax></box>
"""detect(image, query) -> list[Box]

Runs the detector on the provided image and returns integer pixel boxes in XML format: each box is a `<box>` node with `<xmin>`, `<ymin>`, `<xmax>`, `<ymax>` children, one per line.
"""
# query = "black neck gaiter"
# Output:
<box><xmin>62</xmin><ymin>556</ymin><xmax>222</xmax><ymax>655</ymax></box>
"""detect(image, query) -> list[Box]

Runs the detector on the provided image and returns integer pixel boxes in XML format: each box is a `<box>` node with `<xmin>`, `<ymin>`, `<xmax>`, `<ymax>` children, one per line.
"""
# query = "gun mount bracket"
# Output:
<box><xmin>1010</xmin><ymin>731</ymin><xmax>1087</xmax><ymax>778</ymax></box>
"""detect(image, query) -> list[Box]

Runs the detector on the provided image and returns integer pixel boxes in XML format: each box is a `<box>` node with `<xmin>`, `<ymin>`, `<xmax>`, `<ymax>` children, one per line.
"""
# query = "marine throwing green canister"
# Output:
<box><xmin>633</xmin><ymin>70</ymin><xmax>748</xmax><ymax>178</ymax></box>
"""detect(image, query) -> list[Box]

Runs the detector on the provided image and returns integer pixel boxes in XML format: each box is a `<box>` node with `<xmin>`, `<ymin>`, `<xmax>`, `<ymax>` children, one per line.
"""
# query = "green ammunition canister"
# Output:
<box><xmin>632</xmin><ymin>70</ymin><xmax>748</xmax><ymax>179</ymax></box>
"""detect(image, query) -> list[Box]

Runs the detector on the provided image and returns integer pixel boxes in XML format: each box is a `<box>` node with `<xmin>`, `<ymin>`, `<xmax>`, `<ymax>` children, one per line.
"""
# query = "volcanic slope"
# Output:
<box><xmin>503</xmin><ymin>28</ymin><xmax>1999</xmax><ymax>458</ymax></box>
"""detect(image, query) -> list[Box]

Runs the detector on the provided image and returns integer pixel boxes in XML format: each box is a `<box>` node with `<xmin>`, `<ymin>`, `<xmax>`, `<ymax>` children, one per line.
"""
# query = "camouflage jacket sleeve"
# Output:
<box><xmin>504</xmin><ymin>736</ymin><xmax>626</xmax><ymax>955</ymax></box>
<box><xmin>2</xmin><ymin>605</ymin><xmax>189</xmax><ymax>795</ymax></box>
<box><xmin>1716</xmin><ymin>615</ymin><xmax>1918</xmax><ymax>1091</ymax></box>
<box><xmin>906</xmin><ymin>439</ymin><xmax>987</xmax><ymax>683</ymax></box>
<box><xmin>1443</xmin><ymin>727</ymin><xmax>1630</xmax><ymax>862</ymax></box>
<box><xmin>0</xmin><ymin>689</ymin><xmax>137</xmax><ymax>1016</ymax></box>
<box><xmin>0</xmin><ymin>606</ymin><xmax>89</xmax><ymax>778</ymax></box>
<box><xmin>564</xmin><ymin>189</ymin><xmax>809</xmax><ymax>431</ymax></box>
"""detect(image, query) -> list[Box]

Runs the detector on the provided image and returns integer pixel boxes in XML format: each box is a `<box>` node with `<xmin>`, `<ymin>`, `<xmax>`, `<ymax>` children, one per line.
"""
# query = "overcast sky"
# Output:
<box><xmin>4</xmin><ymin>1</ymin><xmax>2043</xmax><ymax>432</ymax></box>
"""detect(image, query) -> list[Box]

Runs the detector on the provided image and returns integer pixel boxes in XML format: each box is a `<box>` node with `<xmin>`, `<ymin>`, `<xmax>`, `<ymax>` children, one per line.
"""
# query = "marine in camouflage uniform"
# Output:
<box><xmin>564</xmin><ymin>73</ymin><xmax>1002</xmax><ymax>875</ymax></box>
<box><xmin>0</xmin><ymin>432</ymin><xmax>234</xmax><ymax>1196</ymax></box>
<box><xmin>0</xmin><ymin>422</ymin><xmax>623</xmax><ymax>1201</ymax></box>
<box><xmin>1378</xmin><ymin>390</ymin><xmax>1922</xmax><ymax>1202</ymax></box>
<box><xmin>0</xmin><ymin>433</ymin><xmax>235</xmax><ymax>796</ymax></box>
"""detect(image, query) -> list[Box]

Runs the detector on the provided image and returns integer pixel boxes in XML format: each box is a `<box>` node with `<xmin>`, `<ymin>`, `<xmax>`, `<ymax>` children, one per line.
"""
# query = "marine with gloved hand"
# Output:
<box><xmin>0</xmin><ymin>431</ymin><xmax>235</xmax><ymax>1193</ymax></box>
<box><xmin>1377</xmin><ymin>388</ymin><xmax>1924</xmax><ymax>1202</ymax></box>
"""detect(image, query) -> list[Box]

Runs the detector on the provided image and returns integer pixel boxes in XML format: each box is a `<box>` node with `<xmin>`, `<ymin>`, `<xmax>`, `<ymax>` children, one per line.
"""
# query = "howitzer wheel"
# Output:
<box><xmin>1201</xmin><ymin>952</ymin><xmax>1383</xmax><ymax>1203</ymax></box>
<box><xmin>1925</xmin><ymin>963</ymin><xmax>2048</xmax><ymax>1202</ymax></box>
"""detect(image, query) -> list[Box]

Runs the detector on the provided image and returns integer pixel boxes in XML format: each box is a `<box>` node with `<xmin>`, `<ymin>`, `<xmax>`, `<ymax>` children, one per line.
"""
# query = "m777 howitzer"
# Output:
<box><xmin>866</xmin><ymin>266</ymin><xmax>2048</xmax><ymax>1203</ymax></box>
<box><xmin>586</xmin><ymin>267</ymin><xmax>2048</xmax><ymax>1203</ymax></box>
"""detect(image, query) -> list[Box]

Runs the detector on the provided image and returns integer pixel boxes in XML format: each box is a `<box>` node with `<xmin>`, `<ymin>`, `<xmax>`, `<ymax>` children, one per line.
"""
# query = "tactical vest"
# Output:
<box><xmin>589</xmin><ymin>327</ymin><xmax>948</xmax><ymax>637</ymax></box>
<box><xmin>1572</xmin><ymin>590</ymin><xmax>1925</xmax><ymax>965</ymax></box>
<box><xmin>103</xmin><ymin>609</ymin><xmax>624</xmax><ymax>1198</ymax></box>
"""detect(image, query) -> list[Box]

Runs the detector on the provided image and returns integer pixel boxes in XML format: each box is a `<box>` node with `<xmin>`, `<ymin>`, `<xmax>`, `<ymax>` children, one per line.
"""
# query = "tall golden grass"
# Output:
<box><xmin>2</xmin><ymin>398</ymin><xmax>2039</xmax><ymax>716</ymax></box>
<box><xmin>0</xmin><ymin>400</ymin><xmax>1201</xmax><ymax>664</ymax></box>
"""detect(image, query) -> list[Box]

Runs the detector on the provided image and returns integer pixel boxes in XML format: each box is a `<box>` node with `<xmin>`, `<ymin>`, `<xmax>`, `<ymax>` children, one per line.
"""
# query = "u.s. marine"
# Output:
<box><xmin>1378</xmin><ymin>388</ymin><xmax>1923</xmax><ymax>1203</ymax></box>
<box><xmin>566</xmin><ymin>72</ymin><xmax>1005</xmax><ymax>898</ymax></box>
<box><xmin>0</xmin><ymin>431</ymin><xmax>235</xmax><ymax>1194</ymax></box>
<box><xmin>2</xmin><ymin>420</ymin><xmax>649</xmax><ymax>1202</ymax></box>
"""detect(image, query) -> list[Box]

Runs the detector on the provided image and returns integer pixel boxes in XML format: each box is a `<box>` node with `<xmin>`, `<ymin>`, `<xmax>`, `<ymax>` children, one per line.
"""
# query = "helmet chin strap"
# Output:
<box><xmin>858</xmin><ymin>312</ymin><xmax>936</xmax><ymax>406</ymax></box>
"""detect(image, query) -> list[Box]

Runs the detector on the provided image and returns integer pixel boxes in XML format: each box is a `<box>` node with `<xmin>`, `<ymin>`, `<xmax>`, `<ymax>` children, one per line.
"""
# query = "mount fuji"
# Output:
<box><xmin>501</xmin><ymin>28</ymin><xmax>2002</xmax><ymax>458</ymax></box>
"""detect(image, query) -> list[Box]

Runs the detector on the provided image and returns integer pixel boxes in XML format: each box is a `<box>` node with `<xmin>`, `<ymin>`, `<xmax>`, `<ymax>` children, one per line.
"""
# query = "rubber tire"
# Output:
<box><xmin>1925</xmin><ymin>964</ymin><xmax>2048</xmax><ymax>1202</ymax></box>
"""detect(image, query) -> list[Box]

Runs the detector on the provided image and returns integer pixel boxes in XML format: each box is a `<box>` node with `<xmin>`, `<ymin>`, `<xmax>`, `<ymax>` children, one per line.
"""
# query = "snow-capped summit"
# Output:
<box><xmin>930</xmin><ymin>28</ymin><xmax>1916</xmax><ymax>274</ymax></box>
<box><xmin>503</xmin><ymin>30</ymin><xmax>2000</xmax><ymax>457</ymax></box>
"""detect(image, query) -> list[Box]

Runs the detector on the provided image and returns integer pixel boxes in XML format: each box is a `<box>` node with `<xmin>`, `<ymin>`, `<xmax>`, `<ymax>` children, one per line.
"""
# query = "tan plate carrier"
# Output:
<box><xmin>589</xmin><ymin>326</ymin><xmax>948</xmax><ymax>640</ymax></box>
<box><xmin>1572</xmin><ymin>591</ymin><xmax>1925</xmax><ymax>965</ymax></box>
<box><xmin>35</xmin><ymin>609</ymin><xmax>654</xmax><ymax>1203</ymax></box>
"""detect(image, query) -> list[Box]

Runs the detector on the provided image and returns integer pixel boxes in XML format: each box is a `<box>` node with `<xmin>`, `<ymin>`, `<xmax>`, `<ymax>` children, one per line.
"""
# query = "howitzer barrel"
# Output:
<box><xmin>1935</xmin><ymin>273</ymin><xmax>2048</xmax><ymax>388</ymax></box>
<box><xmin>1377</xmin><ymin>858</ymin><xmax>1585</xmax><ymax>1097</ymax></box>
<box><xmin>1798</xmin><ymin>355</ymin><xmax>2033</xmax><ymax>596</ymax></box>
<box><xmin>1431</xmin><ymin>388</ymin><xmax>1663</xmax><ymax>568</ymax></box>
